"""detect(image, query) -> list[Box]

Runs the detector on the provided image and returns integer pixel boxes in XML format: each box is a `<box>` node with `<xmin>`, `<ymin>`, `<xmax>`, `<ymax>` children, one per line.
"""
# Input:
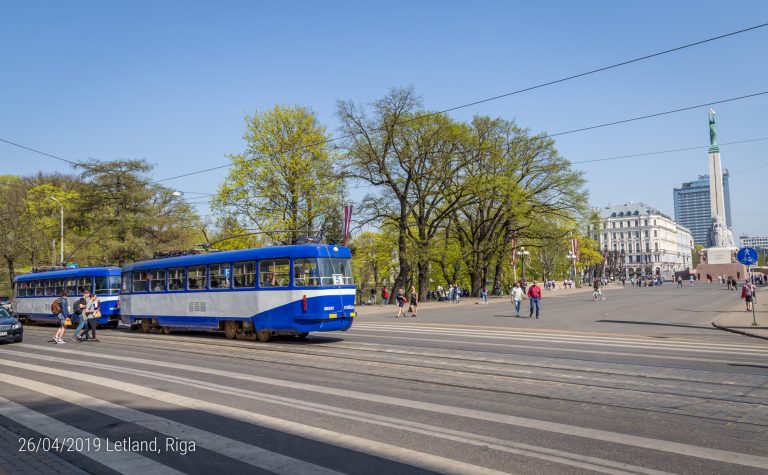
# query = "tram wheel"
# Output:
<box><xmin>162</xmin><ymin>326</ymin><xmax>172</xmax><ymax>335</ymax></box>
<box><xmin>294</xmin><ymin>332</ymin><xmax>309</xmax><ymax>339</ymax></box>
<box><xmin>140</xmin><ymin>319</ymin><xmax>151</xmax><ymax>333</ymax></box>
<box><xmin>256</xmin><ymin>329</ymin><xmax>272</xmax><ymax>343</ymax></box>
<box><xmin>224</xmin><ymin>321</ymin><xmax>238</xmax><ymax>340</ymax></box>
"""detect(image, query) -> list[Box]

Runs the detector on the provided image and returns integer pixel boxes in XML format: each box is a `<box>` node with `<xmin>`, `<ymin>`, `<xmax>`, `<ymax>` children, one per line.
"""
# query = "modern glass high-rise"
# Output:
<box><xmin>673</xmin><ymin>170</ymin><xmax>731</xmax><ymax>245</ymax></box>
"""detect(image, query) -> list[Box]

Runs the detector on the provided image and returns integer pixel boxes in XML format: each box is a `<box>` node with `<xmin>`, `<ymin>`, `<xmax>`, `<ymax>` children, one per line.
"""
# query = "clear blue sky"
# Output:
<box><xmin>2</xmin><ymin>1</ymin><xmax>767</xmax><ymax>237</ymax></box>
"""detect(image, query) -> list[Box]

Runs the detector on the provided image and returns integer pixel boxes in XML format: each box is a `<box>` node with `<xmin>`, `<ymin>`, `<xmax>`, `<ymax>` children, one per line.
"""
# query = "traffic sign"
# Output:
<box><xmin>737</xmin><ymin>247</ymin><xmax>758</xmax><ymax>265</ymax></box>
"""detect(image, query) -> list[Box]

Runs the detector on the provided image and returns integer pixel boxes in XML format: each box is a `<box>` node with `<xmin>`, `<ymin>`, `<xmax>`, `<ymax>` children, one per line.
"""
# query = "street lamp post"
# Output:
<box><xmin>49</xmin><ymin>197</ymin><xmax>64</xmax><ymax>265</ymax></box>
<box><xmin>518</xmin><ymin>247</ymin><xmax>530</xmax><ymax>282</ymax></box>
<box><xmin>567</xmin><ymin>251</ymin><xmax>578</xmax><ymax>285</ymax></box>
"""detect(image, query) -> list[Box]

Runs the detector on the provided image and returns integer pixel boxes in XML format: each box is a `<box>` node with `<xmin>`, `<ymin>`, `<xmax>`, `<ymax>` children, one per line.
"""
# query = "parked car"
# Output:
<box><xmin>0</xmin><ymin>296</ymin><xmax>10</xmax><ymax>311</ymax></box>
<box><xmin>0</xmin><ymin>307</ymin><xmax>23</xmax><ymax>343</ymax></box>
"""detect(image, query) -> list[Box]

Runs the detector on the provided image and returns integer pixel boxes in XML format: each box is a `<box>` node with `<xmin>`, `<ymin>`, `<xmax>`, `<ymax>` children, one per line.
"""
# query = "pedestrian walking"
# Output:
<box><xmin>70</xmin><ymin>290</ymin><xmax>89</xmax><ymax>340</ymax></box>
<box><xmin>677</xmin><ymin>276</ymin><xmax>683</xmax><ymax>288</ymax></box>
<box><xmin>527</xmin><ymin>281</ymin><xmax>542</xmax><ymax>319</ymax></box>
<box><xmin>78</xmin><ymin>293</ymin><xmax>100</xmax><ymax>342</ymax></box>
<box><xmin>741</xmin><ymin>280</ymin><xmax>756</xmax><ymax>312</ymax></box>
<box><xmin>481</xmin><ymin>286</ymin><xmax>488</xmax><ymax>304</ymax></box>
<box><xmin>395</xmin><ymin>288</ymin><xmax>406</xmax><ymax>318</ymax></box>
<box><xmin>409</xmin><ymin>286</ymin><xmax>418</xmax><ymax>317</ymax></box>
<box><xmin>381</xmin><ymin>287</ymin><xmax>389</xmax><ymax>306</ymax></box>
<box><xmin>370</xmin><ymin>288</ymin><xmax>376</xmax><ymax>306</ymax></box>
<box><xmin>49</xmin><ymin>291</ymin><xmax>69</xmax><ymax>344</ymax></box>
<box><xmin>511</xmin><ymin>281</ymin><xmax>524</xmax><ymax>317</ymax></box>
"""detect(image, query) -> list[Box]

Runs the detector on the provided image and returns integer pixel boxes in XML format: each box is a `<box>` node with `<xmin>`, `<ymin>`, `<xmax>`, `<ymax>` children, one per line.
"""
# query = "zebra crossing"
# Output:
<box><xmin>2</xmin><ymin>324</ymin><xmax>767</xmax><ymax>474</ymax></box>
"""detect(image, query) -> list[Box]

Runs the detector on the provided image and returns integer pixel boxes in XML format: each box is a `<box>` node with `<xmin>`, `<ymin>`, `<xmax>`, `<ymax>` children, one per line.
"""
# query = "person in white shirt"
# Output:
<box><xmin>511</xmin><ymin>281</ymin><xmax>525</xmax><ymax>318</ymax></box>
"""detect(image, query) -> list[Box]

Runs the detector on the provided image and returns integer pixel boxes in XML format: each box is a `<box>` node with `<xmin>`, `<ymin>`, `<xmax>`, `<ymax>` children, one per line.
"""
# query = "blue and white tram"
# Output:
<box><xmin>119</xmin><ymin>244</ymin><xmax>356</xmax><ymax>341</ymax></box>
<box><xmin>13</xmin><ymin>267</ymin><xmax>122</xmax><ymax>327</ymax></box>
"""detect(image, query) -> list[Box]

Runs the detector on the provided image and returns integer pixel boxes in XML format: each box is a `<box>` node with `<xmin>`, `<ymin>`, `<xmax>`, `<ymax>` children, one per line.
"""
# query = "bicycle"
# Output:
<box><xmin>593</xmin><ymin>289</ymin><xmax>605</xmax><ymax>302</ymax></box>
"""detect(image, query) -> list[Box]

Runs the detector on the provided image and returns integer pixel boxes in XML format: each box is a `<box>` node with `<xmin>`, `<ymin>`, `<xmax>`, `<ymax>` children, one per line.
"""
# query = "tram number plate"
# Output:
<box><xmin>332</xmin><ymin>274</ymin><xmax>344</xmax><ymax>285</ymax></box>
<box><xmin>0</xmin><ymin>331</ymin><xmax>6</xmax><ymax>336</ymax></box>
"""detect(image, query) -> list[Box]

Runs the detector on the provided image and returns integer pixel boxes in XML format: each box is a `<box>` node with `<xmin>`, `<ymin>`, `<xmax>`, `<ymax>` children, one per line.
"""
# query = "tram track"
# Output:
<box><xmin>20</xmin><ymin>328</ymin><xmax>768</xmax><ymax>427</ymax></box>
<box><xmin>24</xmin><ymin>325</ymin><xmax>768</xmax><ymax>392</ymax></box>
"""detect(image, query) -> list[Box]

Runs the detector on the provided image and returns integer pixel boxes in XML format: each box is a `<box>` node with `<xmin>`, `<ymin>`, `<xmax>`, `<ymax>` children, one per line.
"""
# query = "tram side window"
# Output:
<box><xmin>121</xmin><ymin>274</ymin><xmax>132</xmax><ymax>293</ymax></box>
<box><xmin>209</xmin><ymin>264</ymin><xmax>230</xmax><ymax>289</ymax></box>
<box><xmin>54</xmin><ymin>279</ymin><xmax>66</xmax><ymax>295</ymax></box>
<box><xmin>34</xmin><ymin>281</ymin><xmax>44</xmax><ymax>296</ymax></box>
<box><xmin>17</xmin><ymin>282</ymin><xmax>27</xmax><ymax>297</ymax></box>
<box><xmin>233</xmin><ymin>261</ymin><xmax>255</xmax><ymax>288</ymax></box>
<box><xmin>150</xmin><ymin>270</ymin><xmax>167</xmax><ymax>292</ymax></box>
<box><xmin>133</xmin><ymin>271</ymin><xmax>150</xmax><ymax>292</ymax></box>
<box><xmin>96</xmin><ymin>276</ymin><xmax>121</xmax><ymax>295</ymax></box>
<box><xmin>168</xmin><ymin>268</ymin><xmax>185</xmax><ymax>291</ymax></box>
<box><xmin>66</xmin><ymin>278</ymin><xmax>77</xmax><ymax>296</ymax></box>
<box><xmin>45</xmin><ymin>280</ymin><xmax>56</xmax><ymax>296</ymax></box>
<box><xmin>294</xmin><ymin>258</ymin><xmax>320</xmax><ymax>286</ymax></box>
<box><xmin>187</xmin><ymin>265</ymin><xmax>207</xmax><ymax>290</ymax></box>
<box><xmin>76</xmin><ymin>277</ymin><xmax>91</xmax><ymax>295</ymax></box>
<box><xmin>259</xmin><ymin>259</ymin><xmax>289</xmax><ymax>287</ymax></box>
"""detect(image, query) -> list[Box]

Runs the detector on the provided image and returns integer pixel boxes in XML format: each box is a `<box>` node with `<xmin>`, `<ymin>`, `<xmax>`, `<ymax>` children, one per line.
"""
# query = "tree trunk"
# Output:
<box><xmin>5</xmin><ymin>257</ymin><xmax>15</xmax><ymax>292</ymax></box>
<box><xmin>390</xmin><ymin>204</ymin><xmax>410</xmax><ymax>304</ymax></box>
<box><xmin>418</xmin><ymin>259</ymin><xmax>428</xmax><ymax>301</ymax></box>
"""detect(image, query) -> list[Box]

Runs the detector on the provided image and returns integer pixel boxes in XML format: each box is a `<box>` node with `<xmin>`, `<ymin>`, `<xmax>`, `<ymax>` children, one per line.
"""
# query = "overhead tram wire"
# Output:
<box><xmin>571</xmin><ymin>137</ymin><xmax>768</xmax><ymax>165</ymax></box>
<box><xmin>148</xmin><ymin>22</ymin><xmax>768</xmax><ymax>184</ymax></box>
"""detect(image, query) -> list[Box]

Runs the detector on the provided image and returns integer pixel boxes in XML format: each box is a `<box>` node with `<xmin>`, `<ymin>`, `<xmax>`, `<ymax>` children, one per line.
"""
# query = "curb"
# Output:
<box><xmin>710</xmin><ymin>321</ymin><xmax>768</xmax><ymax>341</ymax></box>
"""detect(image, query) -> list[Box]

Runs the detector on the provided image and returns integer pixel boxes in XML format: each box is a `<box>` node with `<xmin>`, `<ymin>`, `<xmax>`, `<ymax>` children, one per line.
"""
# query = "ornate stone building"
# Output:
<box><xmin>589</xmin><ymin>202</ymin><xmax>694</xmax><ymax>281</ymax></box>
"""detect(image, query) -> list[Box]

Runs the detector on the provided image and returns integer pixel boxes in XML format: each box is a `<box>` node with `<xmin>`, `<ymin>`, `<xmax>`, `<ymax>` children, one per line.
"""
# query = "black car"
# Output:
<box><xmin>0</xmin><ymin>307</ymin><xmax>23</xmax><ymax>343</ymax></box>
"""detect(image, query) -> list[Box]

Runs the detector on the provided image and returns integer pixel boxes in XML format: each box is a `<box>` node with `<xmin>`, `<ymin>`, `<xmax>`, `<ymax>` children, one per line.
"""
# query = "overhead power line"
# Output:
<box><xmin>149</xmin><ymin>22</ymin><xmax>768</xmax><ymax>183</ymax></box>
<box><xmin>1</xmin><ymin>22</ymin><xmax>765</xmax><ymax>183</ymax></box>
<box><xmin>572</xmin><ymin>137</ymin><xmax>768</xmax><ymax>165</ymax></box>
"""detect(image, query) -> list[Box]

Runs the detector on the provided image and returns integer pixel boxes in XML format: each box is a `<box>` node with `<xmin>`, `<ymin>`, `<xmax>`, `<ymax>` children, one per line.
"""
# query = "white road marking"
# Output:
<box><xmin>0</xmin><ymin>357</ymin><xmax>511</xmax><ymax>475</ymax></box>
<box><xmin>343</xmin><ymin>332</ymin><xmax>768</xmax><ymax>365</ymax></box>
<box><xmin>0</xmin><ymin>395</ymin><xmax>183</xmax><ymax>475</ymax></box>
<box><xmin>2</xmin><ymin>374</ymin><xmax>343</xmax><ymax>475</ymax></box>
<box><xmin>1</xmin><ymin>349</ymin><xmax>673</xmax><ymax>475</ymax></box>
<box><xmin>3</xmin><ymin>346</ymin><xmax>768</xmax><ymax>470</ymax></box>
<box><xmin>349</xmin><ymin>325</ymin><xmax>768</xmax><ymax>355</ymax></box>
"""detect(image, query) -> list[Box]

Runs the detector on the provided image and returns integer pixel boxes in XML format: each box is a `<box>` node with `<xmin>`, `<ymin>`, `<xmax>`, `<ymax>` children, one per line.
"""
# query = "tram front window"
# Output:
<box><xmin>95</xmin><ymin>276</ymin><xmax>121</xmax><ymax>295</ymax></box>
<box><xmin>317</xmin><ymin>258</ymin><xmax>354</xmax><ymax>286</ymax></box>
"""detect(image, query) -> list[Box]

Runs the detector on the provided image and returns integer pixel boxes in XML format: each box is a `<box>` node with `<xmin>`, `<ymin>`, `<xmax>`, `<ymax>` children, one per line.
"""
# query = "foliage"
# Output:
<box><xmin>213</xmin><ymin>105</ymin><xmax>341</xmax><ymax>245</ymax></box>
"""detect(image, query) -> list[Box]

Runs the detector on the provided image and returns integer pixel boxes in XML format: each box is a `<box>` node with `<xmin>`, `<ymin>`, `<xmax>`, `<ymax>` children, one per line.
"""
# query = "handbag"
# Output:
<box><xmin>93</xmin><ymin>309</ymin><xmax>102</xmax><ymax>318</ymax></box>
<box><xmin>64</xmin><ymin>317</ymin><xmax>72</xmax><ymax>327</ymax></box>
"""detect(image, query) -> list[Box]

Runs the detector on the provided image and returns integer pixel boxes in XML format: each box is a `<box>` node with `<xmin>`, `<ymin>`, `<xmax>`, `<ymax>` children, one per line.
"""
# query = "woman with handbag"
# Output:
<box><xmin>78</xmin><ymin>293</ymin><xmax>100</xmax><ymax>342</ymax></box>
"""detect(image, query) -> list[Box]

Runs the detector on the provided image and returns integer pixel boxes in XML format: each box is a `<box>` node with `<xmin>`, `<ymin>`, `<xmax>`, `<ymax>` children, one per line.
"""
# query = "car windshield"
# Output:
<box><xmin>0</xmin><ymin>308</ymin><xmax>11</xmax><ymax>319</ymax></box>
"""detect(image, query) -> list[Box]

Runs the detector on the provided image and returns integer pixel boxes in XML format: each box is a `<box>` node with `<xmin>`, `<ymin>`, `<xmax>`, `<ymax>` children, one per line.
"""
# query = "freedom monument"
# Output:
<box><xmin>695</xmin><ymin>110</ymin><xmax>746</xmax><ymax>281</ymax></box>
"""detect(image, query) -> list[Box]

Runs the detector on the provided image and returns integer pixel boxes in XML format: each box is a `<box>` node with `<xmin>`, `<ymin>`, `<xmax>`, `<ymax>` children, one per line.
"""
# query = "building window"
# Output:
<box><xmin>654</xmin><ymin>230</ymin><xmax>658</xmax><ymax>237</ymax></box>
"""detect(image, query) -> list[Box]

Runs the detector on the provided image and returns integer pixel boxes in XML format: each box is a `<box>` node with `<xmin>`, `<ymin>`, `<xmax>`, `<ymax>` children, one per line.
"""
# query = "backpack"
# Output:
<box><xmin>51</xmin><ymin>299</ymin><xmax>62</xmax><ymax>315</ymax></box>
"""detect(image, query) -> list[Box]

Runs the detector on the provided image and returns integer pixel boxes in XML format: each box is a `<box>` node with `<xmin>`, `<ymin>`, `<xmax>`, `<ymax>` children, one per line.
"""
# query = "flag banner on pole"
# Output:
<box><xmin>510</xmin><ymin>237</ymin><xmax>518</xmax><ymax>266</ymax></box>
<box><xmin>342</xmin><ymin>204</ymin><xmax>353</xmax><ymax>246</ymax></box>
<box><xmin>571</xmin><ymin>238</ymin><xmax>579</xmax><ymax>259</ymax></box>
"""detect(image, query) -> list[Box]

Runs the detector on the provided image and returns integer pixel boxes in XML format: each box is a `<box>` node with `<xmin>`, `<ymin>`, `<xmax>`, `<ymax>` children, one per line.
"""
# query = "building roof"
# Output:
<box><xmin>598</xmin><ymin>202</ymin><xmax>672</xmax><ymax>221</ymax></box>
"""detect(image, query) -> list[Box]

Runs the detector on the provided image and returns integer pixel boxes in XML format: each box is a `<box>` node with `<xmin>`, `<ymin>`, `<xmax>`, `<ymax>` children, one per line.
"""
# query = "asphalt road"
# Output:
<box><xmin>1</xmin><ymin>284</ymin><xmax>767</xmax><ymax>475</ymax></box>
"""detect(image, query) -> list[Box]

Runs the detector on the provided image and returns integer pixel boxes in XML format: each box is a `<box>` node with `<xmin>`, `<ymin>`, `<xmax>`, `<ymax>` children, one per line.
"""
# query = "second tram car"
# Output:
<box><xmin>119</xmin><ymin>244</ymin><xmax>355</xmax><ymax>341</ymax></box>
<box><xmin>13</xmin><ymin>267</ymin><xmax>122</xmax><ymax>326</ymax></box>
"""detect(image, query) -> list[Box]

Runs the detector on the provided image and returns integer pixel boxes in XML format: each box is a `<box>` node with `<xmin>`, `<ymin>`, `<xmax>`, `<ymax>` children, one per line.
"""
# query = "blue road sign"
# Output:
<box><xmin>737</xmin><ymin>247</ymin><xmax>758</xmax><ymax>265</ymax></box>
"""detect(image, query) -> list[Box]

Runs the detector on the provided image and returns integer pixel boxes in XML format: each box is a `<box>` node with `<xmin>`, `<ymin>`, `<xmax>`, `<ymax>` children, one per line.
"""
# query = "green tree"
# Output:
<box><xmin>76</xmin><ymin>159</ymin><xmax>202</xmax><ymax>265</ymax></box>
<box><xmin>213</xmin><ymin>105</ymin><xmax>341</xmax><ymax>245</ymax></box>
<box><xmin>338</xmin><ymin>87</ymin><xmax>472</xmax><ymax>300</ymax></box>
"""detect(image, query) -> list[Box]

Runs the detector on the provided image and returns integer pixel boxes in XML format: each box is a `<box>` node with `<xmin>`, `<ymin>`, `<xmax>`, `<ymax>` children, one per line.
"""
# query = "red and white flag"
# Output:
<box><xmin>570</xmin><ymin>238</ymin><xmax>579</xmax><ymax>259</ymax></box>
<box><xmin>342</xmin><ymin>204</ymin><xmax>353</xmax><ymax>246</ymax></box>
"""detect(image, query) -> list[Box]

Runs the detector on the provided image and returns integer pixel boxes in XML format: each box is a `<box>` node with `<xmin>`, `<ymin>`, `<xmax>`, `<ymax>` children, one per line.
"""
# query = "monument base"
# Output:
<box><xmin>694</xmin><ymin>262</ymin><xmax>748</xmax><ymax>282</ymax></box>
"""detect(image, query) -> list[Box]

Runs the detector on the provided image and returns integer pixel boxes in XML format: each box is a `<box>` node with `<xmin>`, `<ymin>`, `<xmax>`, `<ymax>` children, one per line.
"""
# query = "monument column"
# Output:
<box><xmin>707</xmin><ymin>110</ymin><xmax>727</xmax><ymax>228</ymax></box>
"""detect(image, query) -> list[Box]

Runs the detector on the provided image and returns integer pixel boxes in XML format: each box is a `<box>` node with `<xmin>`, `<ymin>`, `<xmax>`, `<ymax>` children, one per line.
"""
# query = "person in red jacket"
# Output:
<box><xmin>527</xmin><ymin>281</ymin><xmax>542</xmax><ymax>319</ymax></box>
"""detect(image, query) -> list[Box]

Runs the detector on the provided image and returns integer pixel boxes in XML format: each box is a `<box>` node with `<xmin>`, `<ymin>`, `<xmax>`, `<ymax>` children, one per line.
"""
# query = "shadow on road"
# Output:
<box><xmin>595</xmin><ymin>319</ymin><xmax>716</xmax><ymax>330</ymax></box>
<box><xmin>728</xmin><ymin>363</ymin><xmax>768</xmax><ymax>369</ymax></box>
